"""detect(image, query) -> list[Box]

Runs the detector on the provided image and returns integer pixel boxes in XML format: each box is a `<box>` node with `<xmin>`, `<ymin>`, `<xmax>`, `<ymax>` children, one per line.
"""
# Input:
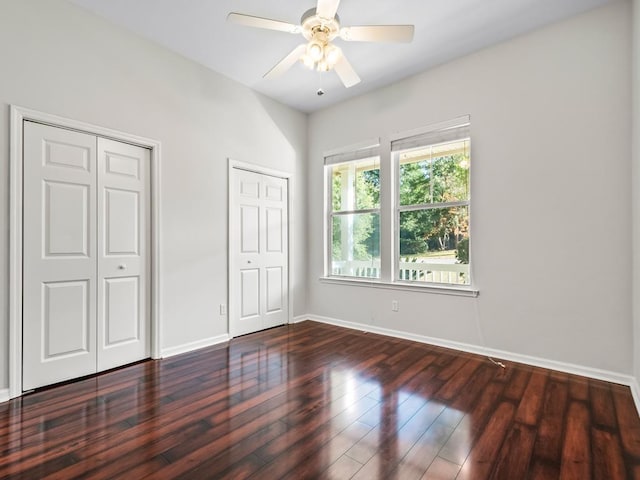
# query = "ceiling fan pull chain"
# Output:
<box><xmin>317</xmin><ymin>70</ymin><xmax>325</xmax><ymax>97</ymax></box>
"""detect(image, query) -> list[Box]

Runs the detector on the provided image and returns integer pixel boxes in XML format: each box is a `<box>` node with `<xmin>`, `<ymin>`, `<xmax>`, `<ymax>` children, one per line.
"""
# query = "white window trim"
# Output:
<box><xmin>392</xmin><ymin>122</ymin><xmax>472</xmax><ymax>287</ymax></box>
<box><xmin>324</xmin><ymin>155</ymin><xmax>381</xmax><ymax>278</ymax></box>
<box><xmin>323</xmin><ymin>137</ymin><xmax>380</xmax><ymax>160</ymax></box>
<box><xmin>390</xmin><ymin>115</ymin><xmax>470</xmax><ymax>143</ymax></box>
<box><xmin>323</xmin><ymin>116</ymin><xmax>476</xmax><ymax>294</ymax></box>
<box><xmin>318</xmin><ymin>276</ymin><xmax>479</xmax><ymax>297</ymax></box>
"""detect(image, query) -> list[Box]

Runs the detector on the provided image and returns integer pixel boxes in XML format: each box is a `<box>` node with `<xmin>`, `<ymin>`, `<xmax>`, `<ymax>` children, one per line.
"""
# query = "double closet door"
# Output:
<box><xmin>22</xmin><ymin>121</ymin><xmax>151</xmax><ymax>391</ymax></box>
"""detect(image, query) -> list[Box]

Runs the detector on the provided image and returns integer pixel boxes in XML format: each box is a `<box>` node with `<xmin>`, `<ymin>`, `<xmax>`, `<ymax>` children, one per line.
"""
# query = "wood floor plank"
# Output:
<box><xmin>321</xmin><ymin>454</ymin><xmax>363</xmax><ymax>480</ymax></box>
<box><xmin>349</xmin><ymin>400</ymin><xmax>446</xmax><ymax>479</ymax></box>
<box><xmin>611</xmin><ymin>385</ymin><xmax>640</xmax><ymax>458</ymax></box>
<box><xmin>391</xmin><ymin>417</ymin><xmax>454</xmax><ymax>480</ymax></box>
<box><xmin>515</xmin><ymin>370</ymin><xmax>548</xmax><ymax>426</ymax></box>
<box><xmin>437</xmin><ymin>379</ymin><xmax>505</xmax><ymax>467</ymax></box>
<box><xmin>568</xmin><ymin>376</ymin><xmax>590</xmax><ymax>402</ymax></box>
<box><xmin>529</xmin><ymin>460</ymin><xmax>560</xmax><ymax>480</ymax></box>
<box><xmin>450</xmin><ymin>364</ymin><xmax>495</xmax><ymax>412</ymax></box>
<box><xmin>532</xmin><ymin>377</ymin><xmax>569</xmax><ymax>464</ymax></box>
<box><xmin>502</xmin><ymin>368</ymin><xmax>532</xmax><ymax>401</ymax></box>
<box><xmin>590</xmin><ymin>381</ymin><xmax>616</xmax><ymax>429</ymax></box>
<box><xmin>1</xmin><ymin>321</ymin><xmax>640</xmax><ymax>479</ymax></box>
<box><xmin>559</xmin><ymin>401</ymin><xmax>591</xmax><ymax>480</ymax></box>
<box><xmin>489</xmin><ymin>422</ymin><xmax>536</xmax><ymax>480</ymax></box>
<box><xmin>591</xmin><ymin>427</ymin><xmax>626</xmax><ymax>480</ymax></box>
<box><xmin>436</xmin><ymin>358</ymin><xmax>482</xmax><ymax>401</ymax></box>
<box><xmin>456</xmin><ymin>402</ymin><xmax>516</xmax><ymax>480</ymax></box>
<box><xmin>421</xmin><ymin>457</ymin><xmax>461</xmax><ymax>480</ymax></box>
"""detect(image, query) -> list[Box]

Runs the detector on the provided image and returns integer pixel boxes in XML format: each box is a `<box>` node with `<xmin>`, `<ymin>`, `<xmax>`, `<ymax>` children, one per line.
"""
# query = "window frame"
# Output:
<box><xmin>393</xmin><ymin>138</ymin><xmax>471</xmax><ymax>286</ymax></box>
<box><xmin>324</xmin><ymin>139</ymin><xmax>381</xmax><ymax>279</ymax></box>
<box><xmin>322</xmin><ymin>117</ymin><xmax>477</xmax><ymax>296</ymax></box>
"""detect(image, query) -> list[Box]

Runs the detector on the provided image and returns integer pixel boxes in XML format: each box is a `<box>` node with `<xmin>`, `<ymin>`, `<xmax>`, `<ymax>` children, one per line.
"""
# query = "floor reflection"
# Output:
<box><xmin>3</xmin><ymin>322</ymin><xmax>620</xmax><ymax>479</ymax></box>
<box><xmin>323</xmin><ymin>366</ymin><xmax>468</xmax><ymax>479</ymax></box>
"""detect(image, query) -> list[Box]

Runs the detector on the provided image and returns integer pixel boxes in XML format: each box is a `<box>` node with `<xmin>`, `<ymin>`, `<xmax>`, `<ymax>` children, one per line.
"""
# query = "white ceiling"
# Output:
<box><xmin>68</xmin><ymin>0</ymin><xmax>615</xmax><ymax>113</ymax></box>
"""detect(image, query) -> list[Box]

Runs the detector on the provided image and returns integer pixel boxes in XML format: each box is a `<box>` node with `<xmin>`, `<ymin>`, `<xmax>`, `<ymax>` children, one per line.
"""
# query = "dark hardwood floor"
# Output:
<box><xmin>1</xmin><ymin>321</ymin><xmax>639</xmax><ymax>479</ymax></box>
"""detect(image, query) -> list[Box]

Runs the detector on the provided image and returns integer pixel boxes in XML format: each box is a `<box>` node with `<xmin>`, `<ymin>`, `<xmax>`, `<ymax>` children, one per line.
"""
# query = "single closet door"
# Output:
<box><xmin>22</xmin><ymin>122</ymin><xmax>150</xmax><ymax>391</ymax></box>
<box><xmin>97</xmin><ymin>138</ymin><xmax>150</xmax><ymax>372</ymax></box>
<box><xmin>230</xmin><ymin>168</ymin><xmax>289</xmax><ymax>337</ymax></box>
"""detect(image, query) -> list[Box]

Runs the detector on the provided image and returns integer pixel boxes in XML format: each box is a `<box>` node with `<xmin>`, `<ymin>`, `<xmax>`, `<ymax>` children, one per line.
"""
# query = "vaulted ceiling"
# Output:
<box><xmin>68</xmin><ymin>0</ymin><xmax>615</xmax><ymax>113</ymax></box>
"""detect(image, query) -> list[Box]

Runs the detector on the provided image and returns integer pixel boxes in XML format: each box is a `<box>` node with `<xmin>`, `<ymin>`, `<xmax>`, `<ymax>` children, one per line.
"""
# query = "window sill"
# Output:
<box><xmin>318</xmin><ymin>276</ymin><xmax>479</xmax><ymax>297</ymax></box>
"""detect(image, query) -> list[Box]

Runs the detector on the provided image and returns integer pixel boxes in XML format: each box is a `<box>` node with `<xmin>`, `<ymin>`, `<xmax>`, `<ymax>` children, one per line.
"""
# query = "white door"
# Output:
<box><xmin>230</xmin><ymin>168</ymin><xmax>289</xmax><ymax>337</ymax></box>
<box><xmin>97</xmin><ymin>138</ymin><xmax>150</xmax><ymax>371</ymax></box>
<box><xmin>23</xmin><ymin>122</ymin><xmax>98</xmax><ymax>390</ymax></box>
<box><xmin>22</xmin><ymin>122</ymin><xmax>150</xmax><ymax>390</ymax></box>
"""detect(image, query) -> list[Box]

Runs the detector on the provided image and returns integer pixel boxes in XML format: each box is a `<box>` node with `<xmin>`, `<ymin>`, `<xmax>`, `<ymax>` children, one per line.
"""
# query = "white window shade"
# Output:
<box><xmin>391</xmin><ymin>116</ymin><xmax>470</xmax><ymax>152</ymax></box>
<box><xmin>324</xmin><ymin>138</ymin><xmax>380</xmax><ymax>165</ymax></box>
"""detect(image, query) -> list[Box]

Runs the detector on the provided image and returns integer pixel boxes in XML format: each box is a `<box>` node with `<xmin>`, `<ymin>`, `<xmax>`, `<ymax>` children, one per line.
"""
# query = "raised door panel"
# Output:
<box><xmin>240</xmin><ymin>205</ymin><xmax>260</xmax><ymax>254</ymax></box>
<box><xmin>240</xmin><ymin>269</ymin><xmax>260</xmax><ymax>319</ymax></box>
<box><xmin>265</xmin><ymin>267</ymin><xmax>283</xmax><ymax>313</ymax></box>
<box><xmin>265</xmin><ymin>184</ymin><xmax>282</xmax><ymax>202</ymax></box>
<box><xmin>44</xmin><ymin>181</ymin><xmax>90</xmax><ymax>257</ymax></box>
<box><xmin>43</xmin><ymin>281</ymin><xmax>90</xmax><ymax>358</ymax></box>
<box><xmin>23</xmin><ymin>121</ymin><xmax>97</xmax><ymax>391</ymax></box>
<box><xmin>240</xmin><ymin>178</ymin><xmax>259</xmax><ymax>199</ymax></box>
<box><xmin>265</xmin><ymin>208</ymin><xmax>283</xmax><ymax>253</ymax></box>
<box><xmin>104</xmin><ymin>277</ymin><xmax>140</xmax><ymax>346</ymax></box>
<box><xmin>105</xmin><ymin>151</ymin><xmax>141</xmax><ymax>179</ymax></box>
<box><xmin>44</xmin><ymin>139</ymin><xmax>91</xmax><ymax>171</ymax></box>
<box><xmin>105</xmin><ymin>188</ymin><xmax>140</xmax><ymax>256</ymax></box>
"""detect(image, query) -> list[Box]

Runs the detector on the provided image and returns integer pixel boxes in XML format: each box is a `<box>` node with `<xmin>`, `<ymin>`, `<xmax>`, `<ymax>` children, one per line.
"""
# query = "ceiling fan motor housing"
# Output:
<box><xmin>301</xmin><ymin>8</ymin><xmax>340</xmax><ymax>42</ymax></box>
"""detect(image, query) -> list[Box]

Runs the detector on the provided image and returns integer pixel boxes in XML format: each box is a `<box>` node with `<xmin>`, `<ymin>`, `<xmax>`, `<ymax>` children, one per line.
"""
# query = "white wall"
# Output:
<box><xmin>0</xmin><ymin>0</ymin><xmax>308</xmax><ymax>392</ymax></box>
<box><xmin>308</xmin><ymin>1</ymin><xmax>633</xmax><ymax>374</ymax></box>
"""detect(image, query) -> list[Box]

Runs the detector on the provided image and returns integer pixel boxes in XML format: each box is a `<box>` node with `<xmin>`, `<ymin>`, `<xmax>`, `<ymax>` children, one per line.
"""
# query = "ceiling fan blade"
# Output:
<box><xmin>264</xmin><ymin>44</ymin><xmax>307</xmax><ymax>79</ymax></box>
<box><xmin>334</xmin><ymin>54</ymin><xmax>361</xmax><ymax>88</ymax></box>
<box><xmin>316</xmin><ymin>0</ymin><xmax>341</xmax><ymax>20</ymax></box>
<box><xmin>227</xmin><ymin>13</ymin><xmax>300</xmax><ymax>34</ymax></box>
<box><xmin>340</xmin><ymin>25</ymin><xmax>415</xmax><ymax>43</ymax></box>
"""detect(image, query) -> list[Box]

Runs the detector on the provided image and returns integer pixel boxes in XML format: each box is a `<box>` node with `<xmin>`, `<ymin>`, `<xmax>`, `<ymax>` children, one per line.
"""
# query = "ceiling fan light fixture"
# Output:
<box><xmin>325</xmin><ymin>44</ymin><xmax>341</xmax><ymax>67</ymax></box>
<box><xmin>301</xmin><ymin>54</ymin><xmax>315</xmax><ymax>70</ymax></box>
<box><xmin>307</xmin><ymin>41</ymin><xmax>324</xmax><ymax>62</ymax></box>
<box><xmin>317</xmin><ymin>60</ymin><xmax>330</xmax><ymax>72</ymax></box>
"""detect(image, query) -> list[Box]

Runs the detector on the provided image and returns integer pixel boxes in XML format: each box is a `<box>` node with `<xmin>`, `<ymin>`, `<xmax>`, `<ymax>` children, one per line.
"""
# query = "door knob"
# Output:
<box><xmin>118</xmin><ymin>264</ymin><xmax>126</xmax><ymax>270</ymax></box>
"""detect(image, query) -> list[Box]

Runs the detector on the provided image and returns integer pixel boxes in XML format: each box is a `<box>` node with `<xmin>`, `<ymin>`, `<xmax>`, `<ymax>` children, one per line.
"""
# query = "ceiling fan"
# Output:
<box><xmin>227</xmin><ymin>0</ymin><xmax>414</xmax><ymax>88</ymax></box>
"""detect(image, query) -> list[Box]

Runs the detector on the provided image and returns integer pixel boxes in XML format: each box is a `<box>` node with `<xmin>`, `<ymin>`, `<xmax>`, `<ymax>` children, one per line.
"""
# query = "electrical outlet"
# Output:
<box><xmin>220</xmin><ymin>304</ymin><xmax>227</xmax><ymax>315</ymax></box>
<box><xmin>391</xmin><ymin>300</ymin><xmax>399</xmax><ymax>312</ymax></box>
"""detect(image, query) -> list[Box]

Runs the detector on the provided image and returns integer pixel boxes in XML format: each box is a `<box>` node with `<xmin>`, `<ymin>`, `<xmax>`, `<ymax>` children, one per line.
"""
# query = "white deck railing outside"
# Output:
<box><xmin>332</xmin><ymin>260</ymin><xmax>469</xmax><ymax>285</ymax></box>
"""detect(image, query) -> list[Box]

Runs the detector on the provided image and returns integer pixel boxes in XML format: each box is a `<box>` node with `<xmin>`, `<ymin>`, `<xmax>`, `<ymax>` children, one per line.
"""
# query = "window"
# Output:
<box><xmin>394</xmin><ymin>136</ymin><xmax>470</xmax><ymax>285</ymax></box>
<box><xmin>326</xmin><ymin>155</ymin><xmax>381</xmax><ymax>278</ymax></box>
<box><xmin>323</xmin><ymin>116</ymin><xmax>472</xmax><ymax>291</ymax></box>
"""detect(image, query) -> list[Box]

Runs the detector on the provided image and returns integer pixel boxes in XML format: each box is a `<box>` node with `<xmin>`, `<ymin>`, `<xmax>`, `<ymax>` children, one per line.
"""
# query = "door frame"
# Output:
<box><xmin>228</xmin><ymin>159</ymin><xmax>293</xmax><ymax>338</ymax></box>
<box><xmin>9</xmin><ymin>105</ymin><xmax>162</xmax><ymax>398</ymax></box>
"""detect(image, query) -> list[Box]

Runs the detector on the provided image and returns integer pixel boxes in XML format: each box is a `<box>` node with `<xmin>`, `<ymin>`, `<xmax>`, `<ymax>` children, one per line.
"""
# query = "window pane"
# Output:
<box><xmin>398</xmin><ymin>206</ymin><xmax>470</xmax><ymax>285</ymax></box>
<box><xmin>332</xmin><ymin>213</ymin><xmax>380</xmax><ymax>278</ymax></box>
<box><xmin>399</xmin><ymin>139</ymin><xmax>470</xmax><ymax>206</ymax></box>
<box><xmin>331</xmin><ymin>157</ymin><xmax>380</xmax><ymax>212</ymax></box>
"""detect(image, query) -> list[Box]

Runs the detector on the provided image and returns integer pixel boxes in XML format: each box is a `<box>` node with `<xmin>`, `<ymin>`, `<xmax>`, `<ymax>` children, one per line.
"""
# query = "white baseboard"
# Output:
<box><xmin>630</xmin><ymin>378</ymin><xmax>640</xmax><ymax>416</ymax></box>
<box><xmin>302</xmin><ymin>314</ymin><xmax>637</xmax><ymax>392</ymax></box>
<box><xmin>161</xmin><ymin>334</ymin><xmax>230</xmax><ymax>358</ymax></box>
<box><xmin>292</xmin><ymin>315</ymin><xmax>309</xmax><ymax>324</ymax></box>
<box><xmin>0</xmin><ymin>388</ymin><xmax>9</xmax><ymax>404</ymax></box>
